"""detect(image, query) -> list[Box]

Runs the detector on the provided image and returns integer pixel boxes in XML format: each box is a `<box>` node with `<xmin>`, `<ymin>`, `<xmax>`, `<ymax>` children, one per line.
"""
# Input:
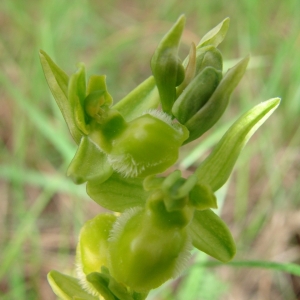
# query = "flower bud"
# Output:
<box><xmin>184</xmin><ymin>55</ymin><xmax>250</xmax><ymax>143</ymax></box>
<box><xmin>172</xmin><ymin>66</ymin><xmax>222</xmax><ymax>124</ymax></box>
<box><xmin>195</xmin><ymin>45</ymin><xmax>223</xmax><ymax>74</ymax></box>
<box><xmin>151</xmin><ymin>15</ymin><xmax>186</xmax><ymax>114</ymax></box>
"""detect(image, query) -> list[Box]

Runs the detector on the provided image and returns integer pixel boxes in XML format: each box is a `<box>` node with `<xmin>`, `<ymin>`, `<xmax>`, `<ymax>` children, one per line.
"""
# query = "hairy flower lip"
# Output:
<box><xmin>108</xmin><ymin>207</ymin><xmax>192</xmax><ymax>292</ymax></box>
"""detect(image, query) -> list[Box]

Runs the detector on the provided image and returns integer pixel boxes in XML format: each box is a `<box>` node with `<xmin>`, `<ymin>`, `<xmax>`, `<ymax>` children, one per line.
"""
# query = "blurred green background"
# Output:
<box><xmin>1</xmin><ymin>0</ymin><xmax>300</xmax><ymax>299</ymax></box>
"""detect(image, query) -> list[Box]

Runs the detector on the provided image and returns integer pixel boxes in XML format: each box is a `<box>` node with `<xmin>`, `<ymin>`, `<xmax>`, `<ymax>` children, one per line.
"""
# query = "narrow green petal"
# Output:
<box><xmin>188</xmin><ymin>209</ymin><xmax>236</xmax><ymax>262</ymax></box>
<box><xmin>197</xmin><ymin>18</ymin><xmax>230</xmax><ymax>48</ymax></box>
<box><xmin>69</xmin><ymin>63</ymin><xmax>89</xmax><ymax>135</ymax></box>
<box><xmin>113</xmin><ymin>76</ymin><xmax>159</xmax><ymax>121</ymax></box>
<box><xmin>67</xmin><ymin>136</ymin><xmax>113</xmax><ymax>184</ymax></box>
<box><xmin>86</xmin><ymin>172</ymin><xmax>149</xmax><ymax>212</ymax></box>
<box><xmin>39</xmin><ymin>50</ymin><xmax>82</xmax><ymax>144</ymax></box>
<box><xmin>196</xmin><ymin>98</ymin><xmax>280</xmax><ymax>191</ymax></box>
<box><xmin>47</xmin><ymin>270</ymin><xmax>98</xmax><ymax>300</ymax></box>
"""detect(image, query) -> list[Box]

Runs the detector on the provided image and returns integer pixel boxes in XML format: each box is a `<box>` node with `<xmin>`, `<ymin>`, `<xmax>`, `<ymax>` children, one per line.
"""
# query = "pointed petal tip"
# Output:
<box><xmin>223</xmin><ymin>17</ymin><xmax>230</xmax><ymax>25</ymax></box>
<box><xmin>177</xmin><ymin>14</ymin><xmax>186</xmax><ymax>23</ymax></box>
<box><xmin>264</xmin><ymin>97</ymin><xmax>281</xmax><ymax>109</ymax></box>
<box><xmin>242</xmin><ymin>54</ymin><xmax>251</xmax><ymax>64</ymax></box>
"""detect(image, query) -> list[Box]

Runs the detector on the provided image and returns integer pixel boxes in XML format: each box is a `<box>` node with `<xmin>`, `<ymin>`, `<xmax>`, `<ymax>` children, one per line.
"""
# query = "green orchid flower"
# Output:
<box><xmin>40</xmin><ymin>51</ymin><xmax>189</xmax><ymax>180</ymax></box>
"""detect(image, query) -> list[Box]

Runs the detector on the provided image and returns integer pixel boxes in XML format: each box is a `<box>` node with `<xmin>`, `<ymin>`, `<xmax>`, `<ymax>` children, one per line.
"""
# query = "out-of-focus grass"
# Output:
<box><xmin>0</xmin><ymin>0</ymin><xmax>299</xmax><ymax>299</ymax></box>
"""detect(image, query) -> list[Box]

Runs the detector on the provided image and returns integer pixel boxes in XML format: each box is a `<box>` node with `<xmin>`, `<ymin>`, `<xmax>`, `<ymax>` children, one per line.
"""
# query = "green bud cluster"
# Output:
<box><xmin>41</xmin><ymin>15</ymin><xmax>280</xmax><ymax>300</ymax></box>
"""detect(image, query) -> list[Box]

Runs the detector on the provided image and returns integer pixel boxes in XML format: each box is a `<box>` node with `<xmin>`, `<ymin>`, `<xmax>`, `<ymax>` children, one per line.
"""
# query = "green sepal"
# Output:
<box><xmin>67</xmin><ymin>136</ymin><xmax>113</xmax><ymax>184</ymax></box>
<box><xmin>188</xmin><ymin>209</ymin><xmax>236</xmax><ymax>262</ymax></box>
<box><xmin>39</xmin><ymin>50</ymin><xmax>82</xmax><ymax>144</ymax></box>
<box><xmin>86</xmin><ymin>272</ymin><xmax>116</xmax><ymax>300</ymax></box>
<box><xmin>172</xmin><ymin>67</ymin><xmax>222</xmax><ymax>124</ymax></box>
<box><xmin>47</xmin><ymin>270</ymin><xmax>98</xmax><ymax>300</ymax></box>
<box><xmin>86</xmin><ymin>172</ymin><xmax>150</xmax><ymax>212</ymax></box>
<box><xmin>88</xmin><ymin>109</ymin><xmax>127</xmax><ymax>154</ymax></box>
<box><xmin>113</xmin><ymin>76</ymin><xmax>160</xmax><ymax>122</ymax></box>
<box><xmin>195</xmin><ymin>97</ymin><xmax>280</xmax><ymax>191</ymax></box>
<box><xmin>161</xmin><ymin>171</ymin><xmax>195</xmax><ymax>212</ymax></box>
<box><xmin>145</xmin><ymin>172</ymin><xmax>195</xmax><ymax>227</ymax></box>
<box><xmin>185</xmin><ymin>55</ymin><xmax>250</xmax><ymax>143</ymax></box>
<box><xmin>84</xmin><ymin>90</ymin><xmax>106</xmax><ymax>122</ymax></box>
<box><xmin>69</xmin><ymin>63</ymin><xmax>89</xmax><ymax>135</ymax></box>
<box><xmin>197</xmin><ymin>18</ymin><xmax>230</xmax><ymax>48</ymax></box>
<box><xmin>189</xmin><ymin>183</ymin><xmax>217</xmax><ymax>210</ymax></box>
<box><xmin>86</xmin><ymin>75</ymin><xmax>113</xmax><ymax>107</ymax></box>
<box><xmin>151</xmin><ymin>15</ymin><xmax>186</xmax><ymax>114</ymax></box>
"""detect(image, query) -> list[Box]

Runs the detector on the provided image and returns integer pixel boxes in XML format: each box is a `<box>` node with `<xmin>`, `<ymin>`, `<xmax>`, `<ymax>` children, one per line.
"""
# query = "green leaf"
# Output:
<box><xmin>188</xmin><ymin>209</ymin><xmax>236</xmax><ymax>262</ymax></box>
<box><xmin>39</xmin><ymin>50</ymin><xmax>82</xmax><ymax>144</ymax></box>
<box><xmin>197</xmin><ymin>18</ymin><xmax>230</xmax><ymax>48</ymax></box>
<box><xmin>47</xmin><ymin>270</ymin><xmax>98</xmax><ymax>300</ymax></box>
<box><xmin>69</xmin><ymin>63</ymin><xmax>89</xmax><ymax>135</ymax></box>
<box><xmin>86</xmin><ymin>172</ymin><xmax>150</xmax><ymax>212</ymax></box>
<box><xmin>67</xmin><ymin>136</ymin><xmax>113</xmax><ymax>184</ymax></box>
<box><xmin>195</xmin><ymin>97</ymin><xmax>280</xmax><ymax>191</ymax></box>
<box><xmin>151</xmin><ymin>15</ymin><xmax>186</xmax><ymax>114</ymax></box>
<box><xmin>185</xmin><ymin>55</ymin><xmax>250</xmax><ymax>143</ymax></box>
<box><xmin>113</xmin><ymin>76</ymin><xmax>159</xmax><ymax>122</ymax></box>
